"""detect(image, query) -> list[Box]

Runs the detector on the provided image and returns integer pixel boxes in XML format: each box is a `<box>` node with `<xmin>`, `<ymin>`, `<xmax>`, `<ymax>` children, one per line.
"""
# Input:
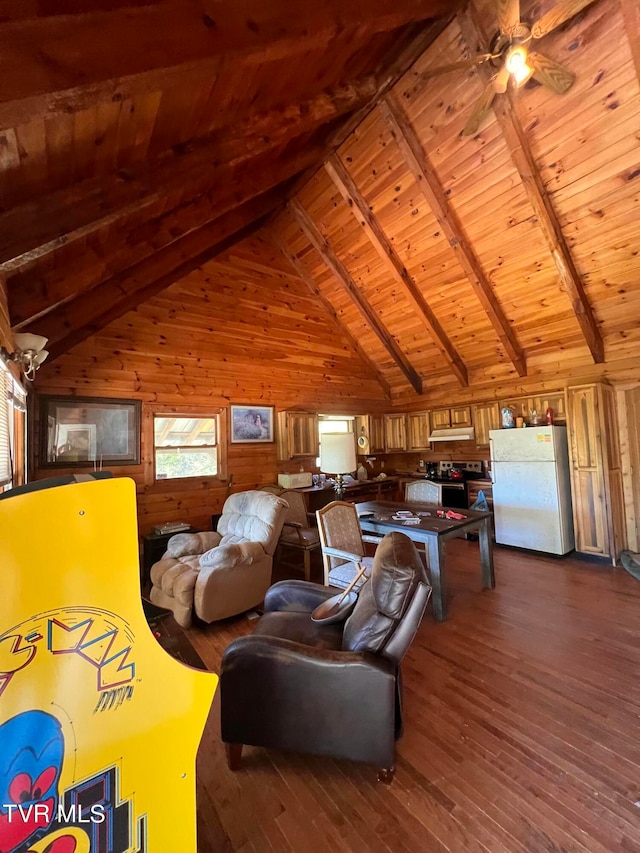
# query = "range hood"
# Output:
<box><xmin>429</xmin><ymin>427</ymin><xmax>475</xmax><ymax>442</ymax></box>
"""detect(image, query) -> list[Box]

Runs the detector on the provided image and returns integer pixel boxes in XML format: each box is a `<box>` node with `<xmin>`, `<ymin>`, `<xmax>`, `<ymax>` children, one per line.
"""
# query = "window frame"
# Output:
<box><xmin>152</xmin><ymin>408</ymin><xmax>227</xmax><ymax>484</ymax></box>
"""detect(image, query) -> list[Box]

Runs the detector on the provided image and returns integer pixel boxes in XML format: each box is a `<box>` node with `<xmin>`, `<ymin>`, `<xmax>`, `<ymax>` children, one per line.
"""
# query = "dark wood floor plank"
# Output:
<box><xmin>187</xmin><ymin>541</ymin><xmax>640</xmax><ymax>853</ymax></box>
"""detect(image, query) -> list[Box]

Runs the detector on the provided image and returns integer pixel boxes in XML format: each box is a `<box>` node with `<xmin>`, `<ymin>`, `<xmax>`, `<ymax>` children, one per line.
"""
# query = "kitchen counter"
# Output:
<box><xmin>297</xmin><ymin>477</ymin><xmax>401</xmax><ymax>511</ymax></box>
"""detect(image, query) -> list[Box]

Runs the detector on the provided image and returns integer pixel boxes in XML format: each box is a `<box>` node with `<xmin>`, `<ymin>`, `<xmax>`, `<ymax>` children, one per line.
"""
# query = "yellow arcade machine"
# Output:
<box><xmin>0</xmin><ymin>475</ymin><xmax>217</xmax><ymax>853</ymax></box>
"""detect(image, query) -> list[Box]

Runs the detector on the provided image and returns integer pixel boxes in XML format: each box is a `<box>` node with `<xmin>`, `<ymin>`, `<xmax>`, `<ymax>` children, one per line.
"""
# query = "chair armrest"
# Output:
<box><xmin>199</xmin><ymin>541</ymin><xmax>264</xmax><ymax>570</ymax></box>
<box><xmin>220</xmin><ymin>636</ymin><xmax>397</xmax><ymax>764</ymax></box>
<box><xmin>264</xmin><ymin>579</ymin><xmax>337</xmax><ymax>613</ymax></box>
<box><xmin>321</xmin><ymin>546</ymin><xmax>363</xmax><ymax>563</ymax></box>
<box><xmin>166</xmin><ymin>531</ymin><xmax>221</xmax><ymax>558</ymax></box>
<box><xmin>283</xmin><ymin>520</ymin><xmax>303</xmax><ymax>529</ymax></box>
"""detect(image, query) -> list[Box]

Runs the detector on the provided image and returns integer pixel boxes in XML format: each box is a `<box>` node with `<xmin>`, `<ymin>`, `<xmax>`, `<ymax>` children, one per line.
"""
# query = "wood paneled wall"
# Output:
<box><xmin>32</xmin><ymin>234</ymin><xmax>389</xmax><ymax>534</ymax></box>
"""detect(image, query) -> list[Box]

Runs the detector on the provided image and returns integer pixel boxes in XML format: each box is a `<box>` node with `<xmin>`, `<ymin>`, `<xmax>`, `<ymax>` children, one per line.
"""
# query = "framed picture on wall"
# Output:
<box><xmin>229</xmin><ymin>405</ymin><xmax>274</xmax><ymax>443</ymax></box>
<box><xmin>40</xmin><ymin>396</ymin><xmax>141</xmax><ymax>467</ymax></box>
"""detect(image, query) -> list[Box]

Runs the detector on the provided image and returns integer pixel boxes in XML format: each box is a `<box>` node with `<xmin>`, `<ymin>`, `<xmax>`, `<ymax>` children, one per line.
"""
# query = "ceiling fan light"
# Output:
<box><xmin>505</xmin><ymin>45</ymin><xmax>533</xmax><ymax>86</ymax></box>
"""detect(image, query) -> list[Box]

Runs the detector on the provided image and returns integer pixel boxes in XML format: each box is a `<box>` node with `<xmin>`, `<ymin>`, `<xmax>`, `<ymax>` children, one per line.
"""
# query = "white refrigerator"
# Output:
<box><xmin>489</xmin><ymin>426</ymin><xmax>575</xmax><ymax>555</ymax></box>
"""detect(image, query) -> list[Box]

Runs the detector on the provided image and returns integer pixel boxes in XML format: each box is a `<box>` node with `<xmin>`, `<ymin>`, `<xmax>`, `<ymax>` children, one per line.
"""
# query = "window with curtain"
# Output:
<box><xmin>0</xmin><ymin>365</ymin><xmax>10</xmax><ymax>487</ymax></box>
<box><xmin>0</xmin><ymin>364</ymin><xmax>26</xmax><ymax>491</ymax></box>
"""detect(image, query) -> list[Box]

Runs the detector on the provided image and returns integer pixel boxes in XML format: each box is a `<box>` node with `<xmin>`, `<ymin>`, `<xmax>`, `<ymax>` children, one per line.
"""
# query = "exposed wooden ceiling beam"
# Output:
<box><xmin>620</xmin><ymin>0</ymin><xmax>640</xmax><ymax>87</ymax></box>
<box><xmin>379</xmin><ymin>94</ymin><xmax>528</xmax><ymax>378</ymax></box>
<box><xmin>0</xmin><ymin>76</ymin><xmax>380</xmax><ymax>273</ymax></box>
<box><xmin>36</xmin><ymin>188</ymin><xmax>286</xmax><ymax>362</ymax></box>
<box><xmin>9</xmin><ymin>140</ymin><xmax>327</xmax><ymax>327</ymax></box>
<box><xmin>461</xmin><ymin>6</ymin><xmax>605</xmax><ymax>365</ymax></box>
<box><xmin>0</xmin><ymin>0</ymin><xmax>456</xmax><ymax>128</ymax></box>
<box><xmin>324</xmin><ymin>154</ymin><xmax>469</xmax><ymax>387</ymax></box>
<box><xmin>267</xmin><ymin>226</ymin><xmax>392</xmax><ymax>400</ymax></box>
<box><xmin>288</xmin><ymin>198</ymin><xmax>423</xmax><ymax>394</ymax></box>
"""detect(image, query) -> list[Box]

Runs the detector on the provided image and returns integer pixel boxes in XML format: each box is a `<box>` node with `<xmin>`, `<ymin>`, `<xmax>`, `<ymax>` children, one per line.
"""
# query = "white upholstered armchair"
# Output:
<box><xmin>149</xmin><ymin>490</ymin><xmax>289</xmax><ymax>627</ymax></box>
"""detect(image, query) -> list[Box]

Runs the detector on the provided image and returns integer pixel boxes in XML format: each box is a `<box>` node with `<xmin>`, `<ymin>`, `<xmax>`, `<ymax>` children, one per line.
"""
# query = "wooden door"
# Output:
<box><xmin>450</xmin><ymin>405</ymin><xmax>472</xmax><ymax>427</ymax></box>
<box><xmin>430</xmin><ymin>409</ymin><xmax>451</xmax><ymax>430</ymax></box>
<box><xmin>618</xmin><ymin>386</ymin><xmax>640</xmax><ymax>551</ymax></box>
<box><xmin>384</xmin><ymin>414</ymin><xmax>407</xmax><ymax>452</ymax></box>
<box><xmin>567</xmin><ymin>385</ymin><xmax>609</xmax><ymax>557</ymax></box>
<box><xmin>473</xmin><ymin>403</ymin><xmax>500</xmax><ymax>449</ymax></box>
<box><xmin>369</xmin><ymin>415</ymin><xmax>385</xmax><ymax>453</ymax></box>
<box><xmin>407</xmin><ymin>412</ymin><xmax>430</xmax><ymax>451</ymax></box>
<box><xmin>289</xmin><ymin>412</ymin><xmax>319</xmax><ymax>458</ymax></box>
<box><xmin>600</xmin><ymin>384</ymin><xmax>626</xmax><ymax>557</ymax></box>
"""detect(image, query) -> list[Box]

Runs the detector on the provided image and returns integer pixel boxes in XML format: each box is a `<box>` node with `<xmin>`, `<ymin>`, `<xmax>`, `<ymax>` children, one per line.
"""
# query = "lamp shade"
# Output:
<box><xmin>320</xmin><ymin>433</ymin><xmax>356</xmax><ymax>475</ymax></box>
<box><xmin>13</xmin><ymin>332</ymin><xmax>48</xmax><ymax>353</ymax></box>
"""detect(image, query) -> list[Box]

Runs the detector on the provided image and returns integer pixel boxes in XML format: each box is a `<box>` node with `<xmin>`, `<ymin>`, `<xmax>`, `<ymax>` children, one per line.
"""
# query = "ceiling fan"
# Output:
<box><xmin>425</xmin><ymin>0</ymin><xmax>598</xmax><ymax>136</ymax></box>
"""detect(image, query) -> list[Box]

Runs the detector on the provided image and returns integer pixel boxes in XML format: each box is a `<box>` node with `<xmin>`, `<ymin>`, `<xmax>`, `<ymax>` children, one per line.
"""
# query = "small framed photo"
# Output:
<box><xmin>230</xmin><ymin>405</ymin><xmax>274</xmax><ymax>443</ymax></box>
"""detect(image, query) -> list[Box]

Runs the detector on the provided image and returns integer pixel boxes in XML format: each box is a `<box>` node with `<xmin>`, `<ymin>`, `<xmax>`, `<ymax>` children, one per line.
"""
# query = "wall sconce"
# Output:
<box><xmin>1</xmin><ymin>333</ymin><xmax>49</xmax><ymax>381</ymax></box>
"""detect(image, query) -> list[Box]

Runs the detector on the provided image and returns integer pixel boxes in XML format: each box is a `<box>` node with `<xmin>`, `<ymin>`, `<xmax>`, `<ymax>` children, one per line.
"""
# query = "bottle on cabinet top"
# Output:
<box><xmin>545</xmin><ymin>407</ymin><xmax>554</xmax><ymax>425</ymax></box>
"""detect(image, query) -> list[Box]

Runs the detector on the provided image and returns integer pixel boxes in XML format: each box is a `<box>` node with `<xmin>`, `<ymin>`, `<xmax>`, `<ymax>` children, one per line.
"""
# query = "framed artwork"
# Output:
<box><xmin>230</xmin><ymin>405</ymin><xmax>274</xmax><ymax>444</ymax></box>
<box><xmin>40</xmin><ymin>395</ymin><xmax>141</xmax><ymax>467</ymax></box>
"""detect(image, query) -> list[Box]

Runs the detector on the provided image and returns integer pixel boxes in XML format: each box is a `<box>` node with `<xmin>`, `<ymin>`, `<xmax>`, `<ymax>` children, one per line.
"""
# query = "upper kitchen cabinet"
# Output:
<box><xmin>355</xmin><ymin>414</ymin><xmax>385</xmax><ymax>454</ymax></box>
<box><xmin>277</xmin><ymin>411</ymin><xmax>319</xmax><ymax>461</ymax></box>
<box><xmin>473</xmin><ymin>403</ymin><xmax>501</xmax><ymax>450</ymax></box>
<box><xmin>430</xmin><ymin>405</ymin><xmax>472</xmax><ymax>431</ymax></box>
<box><xmin>407</xmin><ymin>412</ymin><xmax>431</xmax><ymax>451</ymax></box>
<box><xmin>384</xmin><ymin>414</ymin><xmax>407</xmax><ymax>452</ymax></box>
<box><xmin>566</xmin><ymin>383</ymin><xmax>625</xmax><ymax>562</ymax></box>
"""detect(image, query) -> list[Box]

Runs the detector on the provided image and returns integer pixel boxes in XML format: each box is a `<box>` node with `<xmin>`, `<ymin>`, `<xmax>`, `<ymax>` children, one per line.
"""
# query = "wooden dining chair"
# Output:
<box><xmin>316</xmin><ymin>500</ymin><xmax>381</xmax><ymax>589</ymax></box>
<box><xmin>276</xmin><ymin>489</ymin><xmax>321</xmax><ymax>581</ymax></box>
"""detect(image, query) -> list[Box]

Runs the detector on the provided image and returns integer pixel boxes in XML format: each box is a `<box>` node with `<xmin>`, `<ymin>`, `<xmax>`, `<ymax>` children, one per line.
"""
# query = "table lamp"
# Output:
<box><xmin>320</xmin><ymin>433</ymin><xmax>356</xmax><ymax>500</ymax></box>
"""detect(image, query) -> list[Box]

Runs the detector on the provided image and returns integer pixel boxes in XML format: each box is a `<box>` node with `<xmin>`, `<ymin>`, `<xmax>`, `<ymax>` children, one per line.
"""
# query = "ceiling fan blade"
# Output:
<box><xmin>531</xmin><ymin>0</ymin><xmax>597</xmax><ymax>39</ymax></box>
<box><xmin>462</xmin><ymin>78</ymin><xmax>499</xmax><ymax>136</ymax></box>
<box><xmin>528</xmin><ymin>51</ymin><xmax>576</xmax><ymax>93</ymax></box>
<box><xmin>420</xmin><ymin>54</ymin><xmax>494</xmax><ymax>81</ymax></box>
<box><xmin>495</xmin><ymin>0</ymin><xmax>521</xmax><ymax>36</ymax></box>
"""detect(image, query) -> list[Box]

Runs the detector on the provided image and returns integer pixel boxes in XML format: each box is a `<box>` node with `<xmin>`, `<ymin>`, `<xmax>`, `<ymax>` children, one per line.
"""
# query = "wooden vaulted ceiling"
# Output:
<box><xmin>3</xmin><ymin>0</ymin><xmax>640</xmax><ymax>406</ymax></box>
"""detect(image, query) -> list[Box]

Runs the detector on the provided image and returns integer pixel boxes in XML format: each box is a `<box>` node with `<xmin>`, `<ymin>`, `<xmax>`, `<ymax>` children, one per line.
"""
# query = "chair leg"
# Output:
<box><xmin>225</xmin><ymin>742</ymin><xmax>243</xmax><ymax>771</ymax></box>
<box><xmin>377</xmin><ymin>767</ymin><xmax>395</xmax><ymax>784</ymax></box>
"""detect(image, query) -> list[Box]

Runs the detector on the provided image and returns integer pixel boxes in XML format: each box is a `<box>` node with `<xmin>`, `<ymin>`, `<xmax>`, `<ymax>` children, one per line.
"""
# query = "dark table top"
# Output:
<box><xmin>356</xmin><ymin>500</ymin><xmax>492</xmax><ymax>537</ymax></box>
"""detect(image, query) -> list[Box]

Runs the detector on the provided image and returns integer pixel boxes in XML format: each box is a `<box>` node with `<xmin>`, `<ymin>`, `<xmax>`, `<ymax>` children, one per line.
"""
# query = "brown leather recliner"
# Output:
<box><xmin>219</xmin><ymin>531</ymin><xmax>432</xmax><ymax>781</ymax></box>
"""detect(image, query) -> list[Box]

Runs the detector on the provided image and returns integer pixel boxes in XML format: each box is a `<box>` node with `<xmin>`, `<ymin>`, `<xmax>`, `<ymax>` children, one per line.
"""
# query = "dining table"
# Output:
<box><xmin>356</xmin><ymin>500</ymin><xmax>495</xmax><ymax>621</ymax></box>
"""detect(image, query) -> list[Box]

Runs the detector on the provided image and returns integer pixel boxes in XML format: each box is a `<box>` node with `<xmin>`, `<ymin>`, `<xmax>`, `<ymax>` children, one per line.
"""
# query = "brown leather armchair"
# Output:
<box><xmin>219</xmin><ymin>531</ymin><xmax>432</xmax><ymax>781</ymax></box>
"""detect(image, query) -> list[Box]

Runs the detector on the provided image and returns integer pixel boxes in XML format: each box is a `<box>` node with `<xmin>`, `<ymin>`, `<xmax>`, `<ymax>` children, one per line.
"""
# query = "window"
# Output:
<box><xmin>154</xmin><ymin>415</ymin><xmax>221</xmax><ymax>480</ymax></box>
<box><xmin>0</xmin><ymin>362</ymin><xmax>27</xmax><ymax>492</ymax></box>
<box><xmin>316</xmin><ymin>415</ymin><xmax>354</xmax><ymax>467</ymax></box>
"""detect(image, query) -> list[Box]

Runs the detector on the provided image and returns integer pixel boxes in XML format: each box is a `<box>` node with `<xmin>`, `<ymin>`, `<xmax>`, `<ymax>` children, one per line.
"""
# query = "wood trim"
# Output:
<box><xmin>324</xmin><ymin>155</ymin><xmax>469</xmax><ymax>387</ymax></box>
<box><xmin>288</xmin><ymin>198</ymin><xmax>423</xmax><ymax>394</ymax></box>
<box><xmin>461</xmin><ymin>6</ymin><xmax>605</xmax><ymax>366</ymax></box>
<box><xmin>0</xmin><ymin>1</ymin><xmax>456</xmax><ymax>127</ymax></box>
<box><xmin>0</xmin><ymin>77</ymin><xmax>381</xmax><ymax>274</ymax></box>
<box><xmin>267</xmin><ymin>227</ymin><xmax>392</xmax><ymax>400</ymax></box>
<box><xmin>379</xmin><ymin>93</ymin><xmax>527</xmax><ymax>378</ymax></box>
<box><xmin>41</xmin><ymin>193</ymin><xmax>282</xmax><ymax>361</ymax></box>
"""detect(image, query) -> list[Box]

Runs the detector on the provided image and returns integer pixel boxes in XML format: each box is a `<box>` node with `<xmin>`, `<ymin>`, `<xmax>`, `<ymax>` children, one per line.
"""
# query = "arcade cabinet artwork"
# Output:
<box><xmin>0</xmin><ymin>477</ymin><xmax>217</xmax><ymax>853</ymax></box>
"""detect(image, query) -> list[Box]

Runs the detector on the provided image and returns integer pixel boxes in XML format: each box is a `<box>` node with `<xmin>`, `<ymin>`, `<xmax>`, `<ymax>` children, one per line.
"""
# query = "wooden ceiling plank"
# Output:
<box><xmin>288</xmin><ymin>197</ymin><xmax>423</xmax><ymax>394</ymax></box>
<box><xmin>267</xmin><ymin>225</ymin><xmax>392</xmax><ymax>400</ymax></box>
<box><xmin>0</xmin><ymin>0</ymin><xmax>457</xmax><ymax>127</ymax></box>
<box><xmin>8</xmin><ymin>140</ymin><xmax>328</xmax><ymax>327</ymax></box>
<box><xmin>461</xmin><ymin>6</ymin><xmax>605</xmax><ymax>365</ymax></box>
<box><xmin>36</xmin><ymin>189</ymin><xmax>287</xmax><ymax>361</ymax></box>
<box><xmin>379</xmin><ymin>93</ymin><xmax>528</xmax><ymax>378</ymax></box>
<box><xmin>0</xmin><ymin>76</ymin><xmax>382</xmax><ymax>273</ymax></box>
<box><xmin>324</xmin><ymin>154</ymin><xmax>469</xmax><ymax>387</ymax></box>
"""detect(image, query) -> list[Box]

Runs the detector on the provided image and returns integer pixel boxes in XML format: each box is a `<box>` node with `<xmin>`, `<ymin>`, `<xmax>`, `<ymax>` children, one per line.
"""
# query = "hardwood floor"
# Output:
<box><xmin>186</xmin><ymin>541</ymin><xmax>640</xmax><ymax>852</ymax></box>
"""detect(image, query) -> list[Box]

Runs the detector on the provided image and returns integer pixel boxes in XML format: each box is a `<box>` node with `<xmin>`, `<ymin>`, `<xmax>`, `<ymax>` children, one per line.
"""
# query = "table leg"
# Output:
<box><xmin>479</xmin><ymin>518</ymin><xmax>495</xmax><ymax>589</ymax></box>
<box><xmin>427</xmin><ymin>537</ymin><xmax>446</xmax><ymax>621</ymax></box>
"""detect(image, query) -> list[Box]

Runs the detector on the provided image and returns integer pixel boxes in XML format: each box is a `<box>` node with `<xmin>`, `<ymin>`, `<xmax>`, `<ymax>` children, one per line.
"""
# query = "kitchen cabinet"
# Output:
<box><xmin>472</xmin><ymin>403</ymin><xmax>500</xmax><ymax>449</ymax></box>
<box><xmin>467</xmin><ymin>479</ymin><xmax>494</xmax><ymax>537</ymax></box>
<box><xmin>566</xmin><ymin>383</ymin><xmax>625</xmax><ymax>562</ymax></box>
<box><xmin>384</xmin><ymin>414</ymin><xmax>407</xmax><ymax>452</ymax></box>
<box><xmin>430</xmin><ymin>405</ymin><xmax>472</xmax><ymax>431</ymax></box>
<box><xmin>355</xmin><ymin>414</ymin><xmax>385</xmax><ymax>453</ymax></box>
<box><xmin>276</xmin><ymin>411</ymin><xmax>319</xmax><ymax>461</ymax></box>
<box><xmin>407</xmin><ymin>411</ymin><xmax>431</xmax><ymax>451</ymax></box>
